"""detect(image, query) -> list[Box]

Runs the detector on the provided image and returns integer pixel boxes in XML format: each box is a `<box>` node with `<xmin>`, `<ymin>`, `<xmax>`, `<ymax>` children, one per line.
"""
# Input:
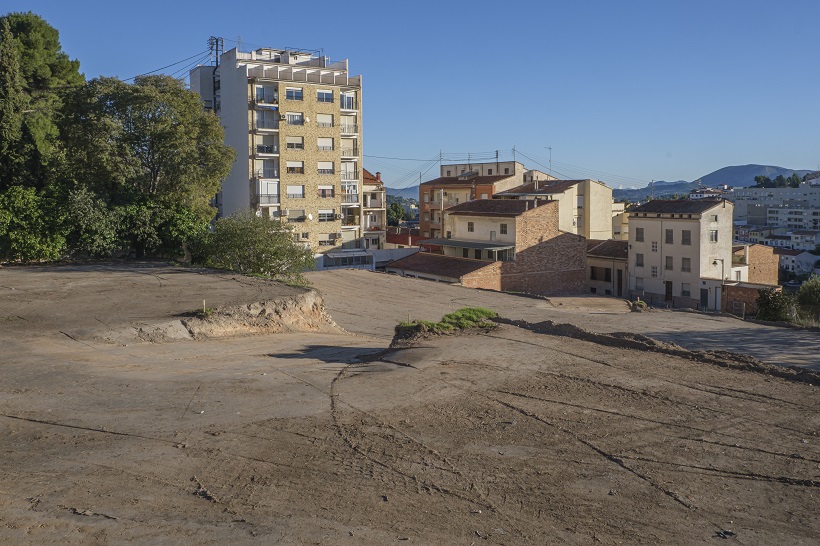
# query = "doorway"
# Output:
<box><xmin>700</xmin><ymin>288</ymin><xmax>709</xmax><ymax>310</ymax></box>
<box><xmin>664</xmin><ymin>281</ymin><xmax>673</xmax><ymax>302</ymax></box>
<box><xmin>616</xmin><ymin>269</ymin><xmax>623</xmax><ymax>297</ymax></box>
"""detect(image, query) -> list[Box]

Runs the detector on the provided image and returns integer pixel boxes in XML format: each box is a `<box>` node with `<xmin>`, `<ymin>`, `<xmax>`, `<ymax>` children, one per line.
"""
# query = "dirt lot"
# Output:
<box><xmin>1</xmin><ymin>264</ymin><xmax>818</xmax><ymax>544</ymax></box>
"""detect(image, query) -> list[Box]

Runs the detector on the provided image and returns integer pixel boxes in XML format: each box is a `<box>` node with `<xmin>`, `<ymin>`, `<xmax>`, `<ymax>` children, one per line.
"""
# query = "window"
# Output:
<box><xmin>317</xmin><ymin>137</ymin><xmax>334</xmax><ymax>151</ymax></box>
<box><xmin>286</xmin><ymin>184</ymin><xmax>304</xmax><ymax>198</ymax></box>
<box><xmin>651</xmin><ymin>241</ymin><xmax>658</xmax><ymax>252</ymax></box>
<box><xmin>681</xmin><ymin>257</ymin><xmax>691</xmax><ymax>272</ymax></box>
<box><xmin>286</xmin><ymin>136</ymin><xmax>304</xmax><ymax>150</ymax></box>
<box><xmin>665</xmin><ymin>229</ymin><xmax>673</xmax><ymax>244</ymax></box>
<box><xmin>709</xmin><ymin>230</ymin><xmax>718</xmax><ymax>242</ymax></box>
<box><xmin>317</xmin><ymin>185</ymin><xmax>335</xmax><ymax>198</ymax></box>
<box><xmin>318</xmin><ymin>209</ymin><xmax>334</xmax><ymax>222</ymax></box>
<box><xmin>446</xmin><ymin>170</ymin><xmax>451</xmax><ymax>176</ymax></box>
<box><xmin>285</xmin><ymin>161</ymin><xmax>304</xmax><ymax>174</ymax></box>
<box><xmin>317</xmin><ymin>90</ymin><xmax>333</xmax><ymax>103</ymax></box>
<box><xmin>635</xmin><ymin>253</ymin><xmax>644</xmax><ymax>267</ymax></box>
<box><xmin>286</xmin><ymin>112</ymin><xmax>304</xmax><ymax>125</ymax></box>
<box><xmin>665</xmin><ymin>256</ymin><xmax>673</xmax><ymax>270</ymax></box>
<box><xmin>467</xmin><ymin>222</ymin><xmax>474</xmax><ymax>232</ymax></box>
<box><xmin>500</xmin><ymin>223</ymin><xmax>508</xmax><ymax>235</ymax></box>
<box><xmin>710</xmin><ymin>214</ymin><xmax>718</xmax><ymax>222</ymax></box>
<box><xmin>681</xmin><ymin>283</ymin><xmax>691</xmax><ymax>297</ymax></box>
<box><xmin>287</xmin><ymin>208</ymin><xmax>305</xmax><ymax>221</ymax></box>
<box><xmin>636</xmin><ymin>277</ymin><xmax>644</xmax><ymax>290</ymax></box>
<box><xmin>651</xmin><ymin>266</ymin><xmax>658</xmax><ymax>278</ymax></box>
<box><xmin>317</xmin><ymin>161</ymin><xmax>334</xmax><ymax>175</ymax></box>
<box><xmin>604</xmin><ymin>268</ymin><xmax>612</xmax><ymax>282</ymax></box>
<box><xmin>480</xmin><ymin>193</ymin><xmax>488</xmax><ymax>199</ymax></box>
<box><xmin>285</xmin><ymin>87</ymin><xmax>303</xmax><ymax>101</ymax></box>
<box><xmin>423</xmin><ymin>212</ymin><xmax>429</xmax><ymax>221</ymax></box>
<box><xmin>635</xmin><ymin>227</ymin><xmax>645</xmax><ymax>242</ymax></box>
<box><xmin>487</xmin><ymin>169</ymin><xmax>492</xmax><ymax>175</ymax></box>
<box><xmin>462</xmin><ymin>248</ymin><xmax>469</xmax><ymax>258</ymax></box>
<box><xmin>682</xmin><ymin>230</ymin><xmax>692</xmax><ymax>245</ymax></box>
<box><xmin>504</xmin><ymin>168</ymin><xmax>510</xmax><ymax>174</ymax></box>
<box><xmin>316</xmin><ymin>113</ymin><xmax>333</xmax><ymax>127</ymax></box>
<box><xmin>735</xmin><ymin>270</ymin><xmax>741</xmax><ymax>281</ymax></box>
<box><xmin>590</xmin><ymin>266</ymin><xmax>598</xmax><ymax>281</ymax></box>
<box><xmin>474</xmin><ymin>249</ymin><xmax>481</xmax><ymax>259</ymax></box>
<box><xmin>340</xmin><ymin>91</ymin><xmax>356</xmax><ymax>109</ymax></box>
<box><xmin>318</xmin><ymin>233</ymin><xmax>334</xmax><ymax>246</ymax></box>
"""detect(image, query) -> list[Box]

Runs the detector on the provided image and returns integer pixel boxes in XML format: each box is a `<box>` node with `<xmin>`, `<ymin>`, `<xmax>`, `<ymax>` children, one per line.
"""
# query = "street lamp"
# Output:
<box><xmin>712</xmin><ymin>258</ymin><xmax>725</xmax><ymax>312</ymax></box>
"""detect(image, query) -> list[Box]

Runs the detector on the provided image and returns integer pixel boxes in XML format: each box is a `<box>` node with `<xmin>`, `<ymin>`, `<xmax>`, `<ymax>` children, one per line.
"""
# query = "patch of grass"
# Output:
<box><xmin>398</xmin><ymin>307</ymin><xmax>498</xmax><ymax>335</ymax></box>
<box><xmin>194</xmin><ymin>307</ymin><xmax>217</xmax><ymax>319</ymax></box>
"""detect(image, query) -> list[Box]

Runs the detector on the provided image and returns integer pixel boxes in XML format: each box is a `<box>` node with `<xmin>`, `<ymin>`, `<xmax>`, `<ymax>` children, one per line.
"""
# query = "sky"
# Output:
<box><xmin>6</xmin><ymin>0</ymin><xmax>820</xmax><ymax>189</ymax></box>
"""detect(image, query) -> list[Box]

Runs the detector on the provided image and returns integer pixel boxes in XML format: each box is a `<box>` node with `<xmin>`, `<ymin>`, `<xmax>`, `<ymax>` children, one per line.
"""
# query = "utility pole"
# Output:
<box><xmin>512</xmin><ymin>146</ymin><xmax>516</xmax><ymax>163</ymax></box>
<box><xmin>546</xmin><ymin>146</ymin><xmax>552</xmax><ymax>177</ymax></box>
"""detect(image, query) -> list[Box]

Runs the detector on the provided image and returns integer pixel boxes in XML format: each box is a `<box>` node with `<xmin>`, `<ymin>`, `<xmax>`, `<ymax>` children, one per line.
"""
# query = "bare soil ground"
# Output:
<box><xmin>1</xmin><ymin>264</ymin><xmax>818</xmax><ymax>544</ymax></box>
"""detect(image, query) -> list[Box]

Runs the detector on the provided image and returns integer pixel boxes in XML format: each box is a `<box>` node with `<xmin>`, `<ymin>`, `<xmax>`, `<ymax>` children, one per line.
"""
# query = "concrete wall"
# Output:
<box><xmin>583</xmin><ymin>180</ymin><xmax>614</xmax><ymax>240</ymax></box>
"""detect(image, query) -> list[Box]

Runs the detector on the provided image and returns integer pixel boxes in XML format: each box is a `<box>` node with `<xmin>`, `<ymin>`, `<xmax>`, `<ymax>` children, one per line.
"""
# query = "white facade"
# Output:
<box><xmin>628</xmin><ymin>200</ymin><xmax>735</xmax><ymax>311</ymax></box>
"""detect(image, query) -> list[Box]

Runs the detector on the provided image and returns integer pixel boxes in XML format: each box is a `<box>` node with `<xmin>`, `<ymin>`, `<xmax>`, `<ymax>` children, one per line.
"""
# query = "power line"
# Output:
<box><xmin>121</xmin><ymin>50</ymin><xmax>210</xmax><ymax>82</ymax></box>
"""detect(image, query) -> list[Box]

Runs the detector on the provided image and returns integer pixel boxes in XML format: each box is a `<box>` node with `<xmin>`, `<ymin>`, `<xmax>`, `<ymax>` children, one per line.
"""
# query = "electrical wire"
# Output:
<box><xmin>121</xmin><ymin>50</ymin><xmax>210</xmax><ymax>82</ymax></box>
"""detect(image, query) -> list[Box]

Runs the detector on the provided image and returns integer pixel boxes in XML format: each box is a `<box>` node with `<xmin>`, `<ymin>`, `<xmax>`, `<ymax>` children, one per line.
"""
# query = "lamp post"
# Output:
<box><xmin>712</xmin><ymin>258</ymin><xmax>725</xmax><ymax>312</ymax></box>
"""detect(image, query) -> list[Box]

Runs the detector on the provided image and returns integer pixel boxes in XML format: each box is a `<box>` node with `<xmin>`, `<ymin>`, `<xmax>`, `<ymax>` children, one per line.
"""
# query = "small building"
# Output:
<box><xmin>387</xmin><ymin>199</ymin><xmax>586</xmax><ymax>295</ymax></box>
<box><xmin>774</xmin><ymin>248</ymin><xmax>819</xmax><ymax>277</ymax></box>
<box><xmin>732</xmin><ymin>244</ymin><xmax>779</xmax><ymax>286</ymax></box>
<box><xmin>587</xmin><ymin>239</ymin><xmax>629</xmax><ymax>297</ymax></box>
<box><xmin>790</xmin><ymin>230</ymin><xmax>820</xmax><ymax>251</ymax></box>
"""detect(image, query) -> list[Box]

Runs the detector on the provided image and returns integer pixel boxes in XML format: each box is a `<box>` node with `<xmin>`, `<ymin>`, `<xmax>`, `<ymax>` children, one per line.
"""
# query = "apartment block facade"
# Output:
<box><xmin>191</xmin><ymin>47</ymin><xmax>378</xmax><ymax>255</ymax></box>
<box><xmin>628</xmin><ymin>200</ymin><xmax>740</xmax><ymax>311</ymax></box>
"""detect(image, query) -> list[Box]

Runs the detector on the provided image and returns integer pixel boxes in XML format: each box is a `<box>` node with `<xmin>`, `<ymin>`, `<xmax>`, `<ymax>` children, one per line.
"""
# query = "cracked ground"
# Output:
<box><xmin>0</xmin><ymin>264</ymin><xmax>818</xmax><ymax>544</ymax></box>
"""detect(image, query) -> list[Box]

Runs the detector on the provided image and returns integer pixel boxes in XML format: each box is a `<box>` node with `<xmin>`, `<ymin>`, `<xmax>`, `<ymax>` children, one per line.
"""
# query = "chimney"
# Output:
<box><xmin>376</xmin><ymin>172</ymin><xmax>381</xmax><ymax>182</ymax></box>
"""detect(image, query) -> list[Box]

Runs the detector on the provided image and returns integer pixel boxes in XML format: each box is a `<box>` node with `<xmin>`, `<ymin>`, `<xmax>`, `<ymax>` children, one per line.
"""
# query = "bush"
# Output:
<box><xmin>755</xmin><ymin>288</ymin><xmax>797</xmax><ymax>322</ymax></box>
<box><xmin>398</xmin><ymin>307</ymin><xmax>498</xmax><ymax>334</ymax></box>
<box><xmin>0</xmin><ymin>186</ymin><xmax>65</xmax><ymax>262</ymax></box>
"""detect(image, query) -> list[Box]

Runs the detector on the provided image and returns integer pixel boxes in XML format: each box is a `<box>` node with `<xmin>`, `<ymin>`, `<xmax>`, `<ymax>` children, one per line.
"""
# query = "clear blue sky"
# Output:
<box><xmin>6</xmin><ymin>0</ymin><xmax>820</xmax><ymax>189</ymax></box>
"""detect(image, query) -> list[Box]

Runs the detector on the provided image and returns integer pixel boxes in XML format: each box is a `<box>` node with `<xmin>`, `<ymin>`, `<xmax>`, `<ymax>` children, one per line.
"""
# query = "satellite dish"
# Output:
<box><xmin>308</xmin><ymin>213</ymin><xmax>313</xmax><ymax>220</ymax></box>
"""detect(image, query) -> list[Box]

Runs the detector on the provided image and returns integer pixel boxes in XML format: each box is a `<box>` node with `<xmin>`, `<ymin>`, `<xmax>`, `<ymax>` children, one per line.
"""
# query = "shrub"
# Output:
<box><xmin>755</xmin><ymin>288</ymin><xmax>797</xmax><ymax>322</ymax></box>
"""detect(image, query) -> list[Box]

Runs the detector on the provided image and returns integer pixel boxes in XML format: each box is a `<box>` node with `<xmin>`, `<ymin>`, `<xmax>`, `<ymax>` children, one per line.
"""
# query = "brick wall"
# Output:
<box><xmin>745</xmin><ymin>244</ymin><xmax>779</xmax><ymax>285</ymax></box>
<box><xmin>721</xmin><ymin>284</ymin><xmax>780</xmax><ymax>316</ymax></box>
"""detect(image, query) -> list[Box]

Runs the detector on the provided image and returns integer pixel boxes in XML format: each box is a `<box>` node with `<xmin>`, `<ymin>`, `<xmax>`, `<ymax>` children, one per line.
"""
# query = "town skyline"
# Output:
<box><xmin>6</xmin><ymin>0</ymin><xmax>820</xmax><ymax>188</ymax></box>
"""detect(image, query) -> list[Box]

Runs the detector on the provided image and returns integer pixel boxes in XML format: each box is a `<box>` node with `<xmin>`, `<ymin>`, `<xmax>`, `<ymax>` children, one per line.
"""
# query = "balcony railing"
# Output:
<box><xmin>363</xmin><ymin>200</ymin><xmax>384</xmax><ymax>209</ymax></box>
<box><xmin>256</xmin><ymin>169</ymin><xmax>279</xmax><ymax>179</ymax></box>
<box><xmin>342</xmin><ymin>219</ymin><xmax>360</xmax><ymax>226</ymax></box>
<box><xmin>254</xmin><ymin>120</ymin><xmax>279</xmax><ymax>130</ymax></box>
<box><xmin>340</xmin><ymin>124</ymin><xmax>358</xmax><ymax>133</ymax></box>
<box><xmin>317</xmin><ymin>121</ymin><xmax>333</xmax><ymax>128</ymax></box>
<box><xmin>317</xmin><ymin>145</ymin><xmax>334</xmax><ymax>151</ymax></box>
<box><xmin>318</xmin><ymin>169</ymin><xmax>335</xmax><ymax>175</ymax></box>
<box><xmin>341</xmin><ymin>148</ymin><xmax>358</xmax><ymax>157</ymax></box>
<box><xmin>256</xmin><ymin>144</ymin><xmax>278</xmax><ymax>154</ymax></box>
<box><xmin>287</xmin><ymin>216</ymin><xmax>307</xmax><ymax>222</ymax></box>
<box><xmin>286</xmin><ymin>167</ymin><xmax>305</xmax><ymax>174</ymax></box>
<box><xmin>257</xmin><ymin>195</ymin><xmax>280</xmax><ymax>205</ymax></box>
<box><xmin>286</xmin><ymin>118</ymin><xmax>304</xmax><ymax>125</ymax></box>
<box><xmin>342</xmin><ymin>193</ymin><xmax>359</xmax><ymax>203</ymax></box>
<box><xmin>341</xmin><ymin>171</ymin><xmax>359</xmax><ymax>181</ymax></box>
<box><xmin>286</xmin><ymin>193</ymin><xmax>305</xmax><ymax>199</ymax></box>
<box><xmin>255</xmin><ymin>96</ymin><xmax>279</xmax><ymax>105</ymax></box>
<box><xmin>286</xmin><ymin>143</ymin><xmax>304</xmax><ymax>150</ymax></box>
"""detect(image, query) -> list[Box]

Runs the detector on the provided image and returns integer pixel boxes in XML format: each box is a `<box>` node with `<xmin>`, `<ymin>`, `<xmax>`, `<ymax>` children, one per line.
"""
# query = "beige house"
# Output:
<box><xmin>190</xmin><ymin>46</ymin><xmax>379</xmax><ymax>260</ymax></box>
<box><xmin>587</xmin><ymin>239</ymin><xmax>629</xmax><ymax>297</ymax></box>
<box><xmin>387</xmin><ymin>199</ymin><xmax>587</xmax><ymax>295</ymax></box>
<box><xmin>495</xmin><ymin>178</ymin><xmax>614</xmax><ymax>239</ymax></box>
<box><xmin>628</xmin><ymin>200</ymin><xmax>740</xmax><ymax>311</ymax></box>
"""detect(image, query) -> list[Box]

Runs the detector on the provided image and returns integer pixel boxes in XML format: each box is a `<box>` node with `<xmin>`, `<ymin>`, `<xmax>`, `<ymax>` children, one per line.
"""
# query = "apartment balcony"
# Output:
<box><xmin>341</xmin><ymin>193</ymin><xmax>360</xmax><ymax>205</ymax></box>
<box><xmin>255</xmin><ymin>169</ymin><xmax>279</xmax><ymax>180</ymax></box>
<box><xmin>340</xmin><ymin>98</ymin><xmax>358</xmax><ymax>110</ymax></box>
<box><xmin>254</xmin><ymin>144</ymin><xmax>279</xmax><ymax>157</ymax></box>
<box><xmin>253</xmin><ymin>120</ymin><xmax>279</xmax><ymax>132</ymax></box>
<box><xmin>342</xmin><ymin>217</ymin><xmax>360</xmax><ymax>227</ymax></box>
<box><xmin>286</xmin><ymin>167</ymin><xmax>305</xmax><ymax>175</ymax></box>
<box><xmin>340</xmin><ymin>147</ymin><xmax>359</xmax><ymax>158</ymax></box>
<box><xmin>256</xmin><ymin>194</ymin><xmax>280</xmax><ymax>205</ymax></box>
<box><xmin>317</xmin><ymin>145</ymin><xmax>334</xmax><ymax>152</ymax></box>
<box><xmin>286</xmin><ymin>193</ymin><xmax>305</xmax><ymax>199</ymax></box>
<box><xmin>341</xmin><ymin>171</ymin><xmax>359</xmax><ymax>181</ymax></box>
<box><xmin>252</xmin><ymin>96</ymin><xmax>279</xmax><ymax>107</ymax></box>
<box><xmin>340</xmin><ymin>124</ymin><xmax>358</xmax><ymax>134</ymax></box>
<box><xmin>362</xmin><ymin>199</ymin><xmax>384</xmax><ymax>209</ymax></box>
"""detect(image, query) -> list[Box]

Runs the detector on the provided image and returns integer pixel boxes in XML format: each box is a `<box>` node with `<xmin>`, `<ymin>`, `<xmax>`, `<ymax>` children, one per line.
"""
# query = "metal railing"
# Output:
<box><xmin>254</xmin><ymin>120</ymin><xmax>279</xmax><ymax>130</ymax></box>
<box><xmin>318</xmin><ymin>169</ymin><xmax>335</xmax><ymax>175</ymax></box>
<box><xmin>255</xmin><ymin>96</ymin><xmax>279</xmax><ymax>105</ymax></box>
<box><xmin>340</xmin><ymin>124</ymin><xmax>358</xmax><ymax>133</ymax></box>
<box><xmin>340</xmin><ymin>97</ymin><xmax>357</xmax><ymax>109</ymax></box>
<box><xmin>317</xmin><ymin>145</ymin><xmax>334</xmax><ymax>151</ymax></box>
<box><xmin>257</xmin><ymin>195</ymin><xmax>280</xmax><ymax>205</ymax></box>
<box><xmin>342</xmin><ymin>193</ymin><xmax>359</xmax><ymax>203</ymax></box>
<box><xmin>256</xmin><ymin>144</ymin><xmax>278</xmax><ymax>154</ymax></box>
<box><xmin>317</xmin><ymin>121</ymin><xmax>334</xmax><ymax>128</ymax></box>
<box><xmin>257</xmin><ymin>169</ymin><xmax>279</xmax><ymax>179</ymax></box>
<box><xmin>286</xmin><ymin>167</ymin><xmax>305</xmax><ymax>174</ymax></box>
<box><xmin>286</xmin><ymin>143</ymin><xmax>304</xmax><ymax>150</ymax></box>
<box><xmin>286</xmin><ymin>193</ymin><xmax>305</xmax><ymax>199</ymax></box>
<box><xmin>340</xmin><ymin>148</ymin><xmax>358</xmax><ymax>157</ymax></box>
<box><xmin>341</xmin><ymin>171</ymin><xmax>359</xmax><ymax>181</ymax></box>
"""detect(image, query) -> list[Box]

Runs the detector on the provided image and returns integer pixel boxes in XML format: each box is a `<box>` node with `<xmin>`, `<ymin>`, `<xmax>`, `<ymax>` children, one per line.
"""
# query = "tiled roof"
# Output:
<box><xmin>587</xmin><ymin>239</ymin><xmax>628</xmax><ymax>260</ymax></box>
<box><xmin>446</xmin><ymin>199</ymin><xmax>545</xmax><ymax>217</ymax></box>
<box><xmin>773</xmin><ymin>248</ymin><xmax>802</xmax><ymax>256</ymax></box>
<box><xmin>420</xmin><ymin>174</ymin><xmax>514</xmax><ymax>187</ymax></box>
<box><xmin>362</xmin><ymin>168</ymin><xmax>383</xmax><ymax>186</ymax></box>
<box><xmin>497</xmin><ymin>179</ymin><xmax>583</xmax><ymax>195</ymax></box>
<box><xmin>385</xmin><ymin>252</ymin><xmax>491</xmax><ymax>279</ymax></box>
<box><xmin>629</xmin><ymin>200</ymin><xmax>725</xmax><ymax>214</ymax></box>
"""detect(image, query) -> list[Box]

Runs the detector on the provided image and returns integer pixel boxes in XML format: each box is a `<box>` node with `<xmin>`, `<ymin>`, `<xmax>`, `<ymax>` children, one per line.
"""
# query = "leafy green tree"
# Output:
<box><xmin>774</xmin><ymin>174</ymin><xmax>787</xmax><ymax>188</ymax></box>
<box><xmin>64</xmin><ymin>187</ymin><xmax>118</xmax><ymax>256</ymax></box>
<box><xmin>796</xmin><ymin>274</ymin><xmax>820</xmax><ymax>317</ymax></box>
<box><xmin>753</xmin><ymin>175</ymin><xmax>772</xmax><ymax>188</ymax></box>
<box><xmin>788</xmin><ymin>173</ymin><xmax>801</xmax><ymax>188</ymax></box>
<box><xmin>197</xmin><ymin>212</ymin><xmax>315</xmax><ymax>283</ymax></box>
<box><xmin>0</xmin><ymin>185</ymin><xmax>65</xmax><ymax>261</ymax></box>
<box><xmin>755</xmin><ymin>288</ymin><xmax>796</xmax><ymax>322</ymax></box>
<box><xmin>0</xmin><ymin>17</ymin><xmax>30</xmax><ymax>187</ymax></box>
<box><xmin>387</xmin><ymin>202</ymin><xmax>405</xmax><ymax>226</ymax></box>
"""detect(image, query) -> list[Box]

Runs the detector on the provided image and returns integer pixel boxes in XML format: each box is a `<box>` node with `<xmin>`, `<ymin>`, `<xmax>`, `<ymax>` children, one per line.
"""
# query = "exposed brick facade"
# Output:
<box><xmin>721</xmin><ymin>283</ymin><xmax>781</xmax><ymax>316</ymax></box>
<box><xmin>743</xmin><ymin>244</ymin><xmax>779</xmax><ymax>286</ymax></box>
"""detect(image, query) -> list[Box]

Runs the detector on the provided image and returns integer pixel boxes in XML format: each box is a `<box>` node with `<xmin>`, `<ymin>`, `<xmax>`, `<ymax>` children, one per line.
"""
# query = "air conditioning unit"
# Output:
<box><xmin>280</xmin><ymin>114</ymin><xmax>287</xmax><ymax>120</ymax></box>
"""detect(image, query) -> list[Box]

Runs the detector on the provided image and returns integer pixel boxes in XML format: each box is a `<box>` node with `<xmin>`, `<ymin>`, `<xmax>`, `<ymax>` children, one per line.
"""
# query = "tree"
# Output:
<box><xmin>0</xmin><ymin>185</ymin><xmax>65</xmax><ymax>262</ymax></box>
<box><xmin>197</xmin><ymin>212</ymin><xmax>315</xmax><ymax>283</ymax></box>
<box><xmin>63</xmin><ymin>187</ymin><xmax>118</xmax><ymax>256</ymax></box>
<box><xmin>753</xmin><ymin>175</ymin><xmax>772</xmax><ymax>188</ymax></box>
<box><xmin>387</xmin><ymin>202</ymin><xmax>406</xmax><ymax>226</ymax></box>
<box><xmin>0</xmin><ymin>17</ymin><xmax>29</xmax><ymax>187</ymax></box>
<box><xmin>796</xmin><ymin>274</ymin><xmax>820</xmax><ymax>318</ymax></box>
<box><xmin>788</xmin><ymin>173</ymin><xmax>801</xmax><ymax>188</ymax></box>
<box><xmin>755</xmin><ymin>288</ymin><xmax>796</xmax><ymax>322</ymax></box>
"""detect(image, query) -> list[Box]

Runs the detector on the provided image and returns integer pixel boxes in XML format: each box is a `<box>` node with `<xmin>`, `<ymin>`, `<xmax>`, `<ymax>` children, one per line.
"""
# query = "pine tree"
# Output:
<box><xmin>0</xmin><ymin>18</ymin><xmax>29</xmax><ymax>186</ymax></box>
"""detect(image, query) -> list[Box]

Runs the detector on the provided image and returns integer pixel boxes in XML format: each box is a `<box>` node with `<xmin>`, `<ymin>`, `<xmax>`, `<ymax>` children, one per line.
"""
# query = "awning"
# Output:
<box><xmin>420</xmin><ymin>238</ymin><xmax>514</xmax><ymax>251</ymax></box>
<box><xmin>326</xmin><ymin>251</ymin><xmax>371</xmax><ymax>259</ymax></box>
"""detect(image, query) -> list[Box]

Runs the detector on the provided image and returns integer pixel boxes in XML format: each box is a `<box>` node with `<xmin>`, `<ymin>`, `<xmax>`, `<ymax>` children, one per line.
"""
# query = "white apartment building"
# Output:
<box><xmin>766</xmin><ymin>205</ymin><xmax>820</xmax><ymax>230</ymax></box>
<box><xmin>733</xmin><ymin>183</ymin><xmax>820</xmax><ymax>224</ymax></box>
<box><xmin>628</xmin><ymin>199</ymin><xmax>742</xmax><ymax>311</ymax></box>
<box><xmin>190</xmin><ymin>46</ymin><xmax>381</xmax><ymax>260</ymax></box>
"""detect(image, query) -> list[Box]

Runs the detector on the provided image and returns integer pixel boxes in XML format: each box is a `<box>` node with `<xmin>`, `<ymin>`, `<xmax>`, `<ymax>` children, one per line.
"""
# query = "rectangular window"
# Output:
<box><xmin>651</xmin><ymin>241</ymin><xmax>658</xmax><ymax>252</ymax></box>
<box><xmin>462</xmin><ymin>248</ymin><xmax>469</xmax><ymax>258</ymax></box>
<box><xmin>285</xmin><ymin>87</ymin><xmax>303</xmax><ymax>101</ymax></box>
<box><xmin>682</xmin><ymin>230</ymin><xmax>691</xmax><ymax>245</ymax></box>
<box><xmin>636</xmin><ymin>277</ymin><xmax>644</xmax><ymax>290</ymax></box>
<box><xmin>446</xmin><ymin>170</ymin><xmax>451</xmax><ymax>176</ymax></box>
<box><xmin>474</xmin><ymin>249</ymin><xmax>481</xmax><ymax>260</ymax></box>
<box><xmin>317</xmin><ymin>185</ymin><xmax>335</xmax><ymax>198</ymax></box>
<box><xmin>635</xmin><ymin>227</ymin><xmax>645</xmax><ymax>242</ymax></box>
<box><xmin>340</xmin><ymin>91</ymin><xmax>356</xmax><ymax>109</ymax></box>
<box><xmin>651</xmin><ymin>266</ymin><xmax>658</xmax><ymax>278</ymax></box>
<box><xmin>681</xmin><ymin>257</ymin><xmax>691</xmax><ymax>272</ymax></box>
<box><xmin>665</xmin><ymin>256</ymin><xmax>673</xmax><ymax>270</ymax></box>
<box><xmin>285</xmin><ymin>160</ymin><xmax>304</xmax><ymax>174</ymax></box>
<box><xmin>467</xmin><ymin>221</ymin><xmax>475</xmax><ymax>233</ymax></box>
<box><xmin>681</xmin><ymin>283</ymin><xmax>691</xmax><ymax>297</ymax></box>
<box><xmin>709</xmin><ymin>230</ymin><xmax>718</xmax><ymax>242</ymax></box>
<box><xmin>604</xmin><ymin>268</ymin><xmax>612</xmax><ymax>282</ymax></box>
<box><xmin>287</xmin><ymin>208</ymin><xmax>305</xmax><ymax>221</ymax></box>
<box><xmin>316</xmin><ymin>113</ymin><xmax>333</xmax><ymax>127</ymax></box>
<box><xmin>481</xmin><ymin>193</ymin><xmax>488</xmax><ymax>199</ymax></box>
<box><xmin>317</xmin><ymin>161</ymin><xmax>334</xmax><ymax>175</ymax></box>
<box><xmin>317</xmin><ymin>137</ymin><xmax>334</xmax><ymax>151</ymax></box>
<box><xmin>590</xmin><ymin>266</ymin><xmax>598</xmax><ymax>281</ymax></box>
<box><xmin>500</xmin><ymin>223</ymin><xmax>508</xmax><ymax>235</ymax></box>
<box><xmin>636</xmin><ymin>253</ymin><xmax>644</xmax><ymax>267</ymax></box>
<box><xmin>317</xmin><ymin>90</ymin><xmax>333</xmax><ymax>103</ymax></box>
<box><xmin>318</xmin><ymin>209</ymin><xmax>334</xmax><ymax>222</ymax></box>
<box><xmin>286</xmin><ymin>112</ymin><xmax>304</xmax><ymax>125</ymax></box>
<box><xmin>286</xmin><ymin>136</ymin><xmax>304</xmax><ymax>150</ymax></box>
<box><xmin>285</xmin><ymin>184</ymin><xmax>304</xmax><ymax>198</ymax></box>
<box><xmin>665</xmin><ymin>229</ymin><xmax>673</xmax><ymax>244</ymax></box>
<box><xmin>710</xmin><ymin>214</ymin><xmax>718</xmax><ymax>222</ymax></box>
<box><xmin>504</xmin><ymin>168</ymin><xmax>510</xmax><ymax>174</ymax></box>
<box><xmin>423</xmin><ymin>212</ymin><xmax>429</xmax><ymax>221</ymax></box>
<box><xmin>487</xmin><ymin>169</ymin><xmax>493</xmax><ymax>175</ymax></box>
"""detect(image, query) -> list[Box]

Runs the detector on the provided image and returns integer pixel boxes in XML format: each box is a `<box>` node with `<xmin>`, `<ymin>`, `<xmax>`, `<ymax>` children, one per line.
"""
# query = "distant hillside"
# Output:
<box><xmin>386</xmin><ymin>185</ymin><xmax>420</xmax><ymax>199</ymax></box>
<box><xmin>613</xmin><ymin>164</ymin><xmax>812</xmax><ymax>201</ymax></box>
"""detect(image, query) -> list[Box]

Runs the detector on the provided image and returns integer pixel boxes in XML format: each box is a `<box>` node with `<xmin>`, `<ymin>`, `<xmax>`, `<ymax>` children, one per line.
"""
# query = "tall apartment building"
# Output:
<box><xmin>628</xmin><ymin>199</ymin><xmax>741</xmax><ymax>311</ymax></box>
<box><xmin>190</xmin><ymin>46</ymin><xmax>378</xmax><ymax>255</ymax></box>
<box><xmin>732</xmin><ymin>183</ymin><xmax>820</xmax><ymax>224</ymax></box>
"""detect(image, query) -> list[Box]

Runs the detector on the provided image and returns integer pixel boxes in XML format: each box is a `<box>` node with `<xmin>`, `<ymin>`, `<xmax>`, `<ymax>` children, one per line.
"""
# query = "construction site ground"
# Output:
<box><xmin>0</xmin><ymin>263</ymin><xmax>818</xmax><ymax>544</ymax></box>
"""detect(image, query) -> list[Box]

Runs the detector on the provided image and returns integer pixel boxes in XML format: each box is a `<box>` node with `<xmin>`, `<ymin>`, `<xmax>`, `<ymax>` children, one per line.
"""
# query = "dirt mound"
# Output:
<box><xmin>494</xmin><ymin>317</ymin><xmax>820</xmax><ymax>386</ymax></box>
